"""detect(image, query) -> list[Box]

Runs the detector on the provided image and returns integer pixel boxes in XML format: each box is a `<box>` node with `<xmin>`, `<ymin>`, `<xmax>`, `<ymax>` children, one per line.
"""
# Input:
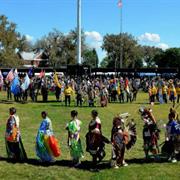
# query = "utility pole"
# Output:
<box><xmin>77</xmin><ymin>0</ymin><xmax>81</xmax><ymax>65</ymax></box>
<box><xmin>120</xmin><ymin>2</ymin><xmax>123</xmax><ymax>69</ymax></box>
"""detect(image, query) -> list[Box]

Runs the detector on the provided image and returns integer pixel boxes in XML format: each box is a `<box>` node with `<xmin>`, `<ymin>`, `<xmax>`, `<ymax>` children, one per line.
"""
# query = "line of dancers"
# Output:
<box><xmin>3</xmin><ymin>107</ymin><xmax>180</xmax><ymax>170</ymax></box>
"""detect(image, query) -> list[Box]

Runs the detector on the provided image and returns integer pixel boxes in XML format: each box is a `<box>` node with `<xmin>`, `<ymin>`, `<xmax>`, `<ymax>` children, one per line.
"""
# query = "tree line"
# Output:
<box><xmin>101</xmin><ymin>33</ymin><xmax>180</xmax><ymax>69</ymax></box>
<box><xmin>0</xmin><ymin>15</ymin><xmax>179</xmax><ymax>68</ymax></box>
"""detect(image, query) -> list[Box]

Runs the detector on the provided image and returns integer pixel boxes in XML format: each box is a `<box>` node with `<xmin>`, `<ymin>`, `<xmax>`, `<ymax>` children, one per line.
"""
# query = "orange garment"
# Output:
<box><xmin>176</xmin><ymin>87</ymin><xmax>180</xmax><ymax>95</ymax></box>
<box><xmin>168</xmin><ymin>87</ymin><xmax>177</xmax><ymax>97</ymax></box>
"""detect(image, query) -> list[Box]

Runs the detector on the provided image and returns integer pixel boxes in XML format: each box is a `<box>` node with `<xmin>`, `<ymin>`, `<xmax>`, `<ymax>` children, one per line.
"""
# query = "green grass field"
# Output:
<box><xmin>0</xmin><ymin>91</ymin><xmax>179</xmax><ymax>180</ymax></box>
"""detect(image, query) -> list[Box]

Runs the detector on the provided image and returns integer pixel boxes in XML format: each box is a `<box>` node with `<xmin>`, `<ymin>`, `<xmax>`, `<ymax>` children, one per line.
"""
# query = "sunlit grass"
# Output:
<box><xmin>0</xmin><ymin>91</ymin><xmax>179</xmax><ymax>180</ymax></box>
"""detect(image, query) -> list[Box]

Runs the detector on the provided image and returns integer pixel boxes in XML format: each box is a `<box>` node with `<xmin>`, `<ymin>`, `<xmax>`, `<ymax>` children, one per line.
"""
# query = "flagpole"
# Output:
<box><xmin>120</xmin><ymin>1</ymin><xmax>123</xmax><ymax>69</ymax></box>
<box><xmin>77</xmin><ymin>0</ymin><xmax>81</xmax><ymax>65</ymax></box>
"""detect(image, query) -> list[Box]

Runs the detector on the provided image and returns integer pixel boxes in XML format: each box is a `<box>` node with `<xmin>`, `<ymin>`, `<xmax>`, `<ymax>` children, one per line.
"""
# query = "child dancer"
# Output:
<box><xmin>66</xmin><ymin>110</ymin><xmax>83</xmax><ymax>167</ymax></box>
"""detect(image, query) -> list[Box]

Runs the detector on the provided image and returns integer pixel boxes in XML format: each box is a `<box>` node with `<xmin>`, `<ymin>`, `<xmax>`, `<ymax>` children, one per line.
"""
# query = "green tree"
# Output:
<box><xmin>142</xmin><ymin>46</ymin><xmax>162</xmax><ymax>67</ymax></box>
<box><xmin>102</xmin><ymin>33</ymin><xmax>143</xmax><ymax>68</ymax></box>
<box><xmin>154</xmin><ymin>48</ymin><xmax>180</xmax><ymax>68</ymax></box>
<box><xmin>100</xmin><ymin>56</ymin><xmax>110</xmax><ymax>68</ymax></box>
<box><xmin>34</xmin><ymin>29</ymin><xmax>87</xmax><ymax>67</ymax></box>
<box><xmin>82</xmin><ymin>48</ymin><xmax>99</xmax><ymax>68</ymax></box>
<box><xmin>18</xmin><ymin>35</ymin><xmax>33</xmax><ymax>52</ymax></box>
<box><xmin>0</xmin><ymin>15</ymin><xmax>24</xmax><ymax>67</ymax></box>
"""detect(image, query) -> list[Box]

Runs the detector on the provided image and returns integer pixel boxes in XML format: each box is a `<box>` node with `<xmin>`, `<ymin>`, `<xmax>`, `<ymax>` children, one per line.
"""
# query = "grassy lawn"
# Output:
<box><xmin>0</xmin><ymin>91</ymin><xmax>179</xmax><ymax>180</ymax></box>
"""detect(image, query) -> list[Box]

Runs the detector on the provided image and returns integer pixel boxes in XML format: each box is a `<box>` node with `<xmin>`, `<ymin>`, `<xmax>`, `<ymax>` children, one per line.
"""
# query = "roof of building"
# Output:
<box><xmin>19</xmin><ymin>49</ymin><xmax>47</xmax><ymax>61</ymax></box>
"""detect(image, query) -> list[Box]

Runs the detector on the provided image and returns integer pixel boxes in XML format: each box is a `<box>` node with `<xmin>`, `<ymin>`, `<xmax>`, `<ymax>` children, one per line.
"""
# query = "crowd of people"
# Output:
<box><xmin>0</xmin><ymin>69</ymin><xmax>179</xmax><ymax>108</ymax></box>
<box><xmin>0</xmin><ymin>69</ymin><xmax>180</xmax><ymax>170</ymax></box>
<box><xmin>148</xmin><ymin>77</ymin><xmax>180</xmax><ymax>107</ymax></box>
<box><xmin>3</xmin><ymin>106</ymin><xmax>180</xmax><ymax>170</ymax></box>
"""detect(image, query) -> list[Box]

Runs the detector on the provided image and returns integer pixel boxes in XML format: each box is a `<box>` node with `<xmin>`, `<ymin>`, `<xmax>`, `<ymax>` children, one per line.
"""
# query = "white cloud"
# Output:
<box><xmin>85</xmin><ymin>31</ymin><xmax>103</xmax><ymax>50</ymax></box>
<box><xmin>157</xmin><ymin>43</ymin><xmax>169</xmax><ymax>50</ymax></box>
<box><xmin>98</xmin><ymin>50</ymin><xmax>107</xmax><ymax>62</ymax></box>
<box><xmin>89</xmin><ymin>41</ymin><xmax>102</xmax><ymax>49</ymax></box>
<box><xmin>138</xmin><ymin>32</ymin><xmax>160</xmax><ymax>43</ymax></box>
<box><xmin>85</xmin><ymin>31</ymin><xmax>103</xmax><ymax>42</ymax></box>
<box><xmin>25</xmin><ymin>34</ymin><xmax>34</xmax><ymax>42</ymax></box>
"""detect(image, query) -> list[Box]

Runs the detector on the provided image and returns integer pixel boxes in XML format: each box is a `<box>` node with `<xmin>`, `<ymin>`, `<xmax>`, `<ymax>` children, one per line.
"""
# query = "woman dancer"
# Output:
<box><xmin>86</xmin><ymin>110</ymin><xmax>110</xmax><ymax>167</ymax></box>
<box><xmin>66</xmin><ymin>110</ymin><xmax>83</xmax><ymax>167</ymax></box>
<box><xmin>5</xmin><ymin>107</ymin><xmax>27</xmax><ymax>161</ymax></box>
<box><xmin>36</xmin><ymin>111</ymin><xmax>60</xmax><ymax>162</ymax></box>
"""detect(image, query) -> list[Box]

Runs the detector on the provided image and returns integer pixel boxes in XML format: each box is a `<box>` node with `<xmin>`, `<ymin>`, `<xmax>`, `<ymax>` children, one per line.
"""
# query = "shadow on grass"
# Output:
<box><xmin>49</xmin><ymin>104</ymin><xmax>102</xmax><ymax>108</ymax></box>
<box><xmin>0</xmin><ymin>100</ymin><xmax>14</xmax><ymax>104</ymax></box>
<box><xmin>1</xmin><ymin>155</ymin><xmax>179</xmax><ymax>171</ymax></box>
<box><xmin>28</xmin><ymin>159</ymin><xmax>111</xmax><ymax>170</ymax></box>
<box><xmin>126</xmin><ymin>153</ymin><xmax>180</xmax><ymax>164</ymax></box>
<box><xmin>0</xmin><ymin>157</ymin><xmax>111</xmax><ymax>171</ymax></box>
<box><xmin>126</xmin><ymin>157</ymin><xmax>167</xmax><ymax>164</ymax></box>
<box><xmin>0</xmin><ymin>100</ymin><xmax>31</xmax><ymax>105</ymax></box>
<box><xmin>0</xmin><ymin>100</ymin><xmax>151</xmax><ymax>106</ymax></box>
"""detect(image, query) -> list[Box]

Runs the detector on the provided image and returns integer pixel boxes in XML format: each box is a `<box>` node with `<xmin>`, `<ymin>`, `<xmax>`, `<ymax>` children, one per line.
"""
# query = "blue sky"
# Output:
<box><xmin>0</xmin><ymin>0</ymin><xmax>180</xmax><ymax>61</ymax></box>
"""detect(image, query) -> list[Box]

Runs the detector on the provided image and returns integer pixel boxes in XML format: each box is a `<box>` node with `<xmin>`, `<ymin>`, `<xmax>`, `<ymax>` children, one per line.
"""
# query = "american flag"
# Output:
<box><xmin>0</xmin><ymin>70</ymin><xmax>3</xmax><ymax>79</ymax></box>
<box><xmin>14</xmin><ymin>68</ymin><xmax>18</xmax><ymax>77</ymax></box>
<box><xmin>0</xmin><ymin>70</ymin><xmax>3</xmax><ymax>86</ymax></box>
<box><xmin>39</xmin><ymin>69</ymin><xmax>45</xmax><ymax>78</ymax></box>
<box><xmin>118</xmin><ymin>0</ymin><xmax>123</xmax><ymax>8</ymax></box>
<box><xmin>6</xmin><ymin>69</ymin><xmax>14</xmax><ymax>82</ymax></box>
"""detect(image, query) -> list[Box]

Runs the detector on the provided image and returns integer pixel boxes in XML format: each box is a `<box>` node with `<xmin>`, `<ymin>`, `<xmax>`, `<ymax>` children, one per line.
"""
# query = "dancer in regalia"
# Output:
<box><xmin>139</xmin><ymin>107</ymin><xmax>160</xmax><ymax>159</ymax></box>
<box><xmin>86</xmin><ymin>110</ymin><xmax>110</xmax><ymax>167</ymax></box>
<box><xmin>36</xmin><ymin>111</ymin><xmax>61</xmax><ymax>162</ymax></box>
<box><xmin>111</xmin><ymin>114</ymin><xmax>136</xmax><ymax>168</ymax></box>
<box><xmin>162</xmin><ymin>108</ymin><xmax>180</xmax><ymax>163</ymax></box>
<box><xmin>66</xmin><ymin>110</ymin><xmax>83</xmax><ymax>167</ymax></box>
<box><xmin>111</xmin><ymin>116</ymin><xmax>126</xmax><ymax>168</ymax></box>
<box><xmin>5</xmin><ymin>107</ymin><xmax>27</xmax><ymax>161</ymax></box>
<box><xmin>99</xmin><ymin>86</ymin><xmax>108</xmax><ymax>107</ymax></box>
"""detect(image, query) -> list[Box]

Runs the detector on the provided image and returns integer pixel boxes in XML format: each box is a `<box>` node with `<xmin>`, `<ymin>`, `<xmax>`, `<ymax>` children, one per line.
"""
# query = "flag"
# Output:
<box><xmin>28</xmin><ymin>67</ymin><xmax>34</xmax><ymax>77</ymax></box>
<box><xmin>0</xmin><ymin>70</ymin><xmax>3</xmax><ymax>78</ymax></box>
<box><xmin>39</xmin><ymin>69</ymin><xmax>45</xmax><ymax>78</ymax></box>
<box><xmin>53</xmin><ymin>72</ymin><xmax>62</xmax><ymax>89</ymax></box>
<box><xmin>11</xmin><ymin>76</ymin><xmax>21</xmax><ymax>95</ymax></box>
<box><xmin>6</xmin><ymin>69</ymin><xmax>14</xmax><ymax>82</ymax></box>
<box><xmin>0</xmin><ymin>70</ymin><xmax>3</xmax><ymax>87</ymax></box>
<box><xmin>125</xmin><ymin>78</ymin><xmax>130</xmax><ymax>93</ymax></box>
<box><xmin>21</xmin><ymin>73</ymin><xmax>30</xmax><ymax>91</ymax></box>
<box><xmin>14</xmin><ymin>68</ymin><xmax>18</xmax><ymax>77</ymax></box>
<box><xmin>118</xmin><ymin>0</ymin><xmax>123</xmax><ymax>8</ymax></box>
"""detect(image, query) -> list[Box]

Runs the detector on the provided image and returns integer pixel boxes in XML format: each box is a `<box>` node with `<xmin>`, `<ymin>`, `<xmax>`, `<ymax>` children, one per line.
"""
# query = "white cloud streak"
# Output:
<box><xmin>25</xmin><ymin>34</ymin><xmax>34</xmax><ymax>42</ymax></box>
<box><xmin>85</xmin><ymin>31</ymin><xmax>103</xmax><ymax>41</ymax></box>
<box><xmin>85</xmin><ymin>31</ymin><xmax>103</xmax><ymax>49</ymax></box>
<box><xmin>157</xmin><ymin>43</ymin><xmax>169</xmax><ymax>50</ymax></box>
<box><xmin>138</xmin><ymin>32</ymin><xmax>160</xmax><ymax>43</ymax></box>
